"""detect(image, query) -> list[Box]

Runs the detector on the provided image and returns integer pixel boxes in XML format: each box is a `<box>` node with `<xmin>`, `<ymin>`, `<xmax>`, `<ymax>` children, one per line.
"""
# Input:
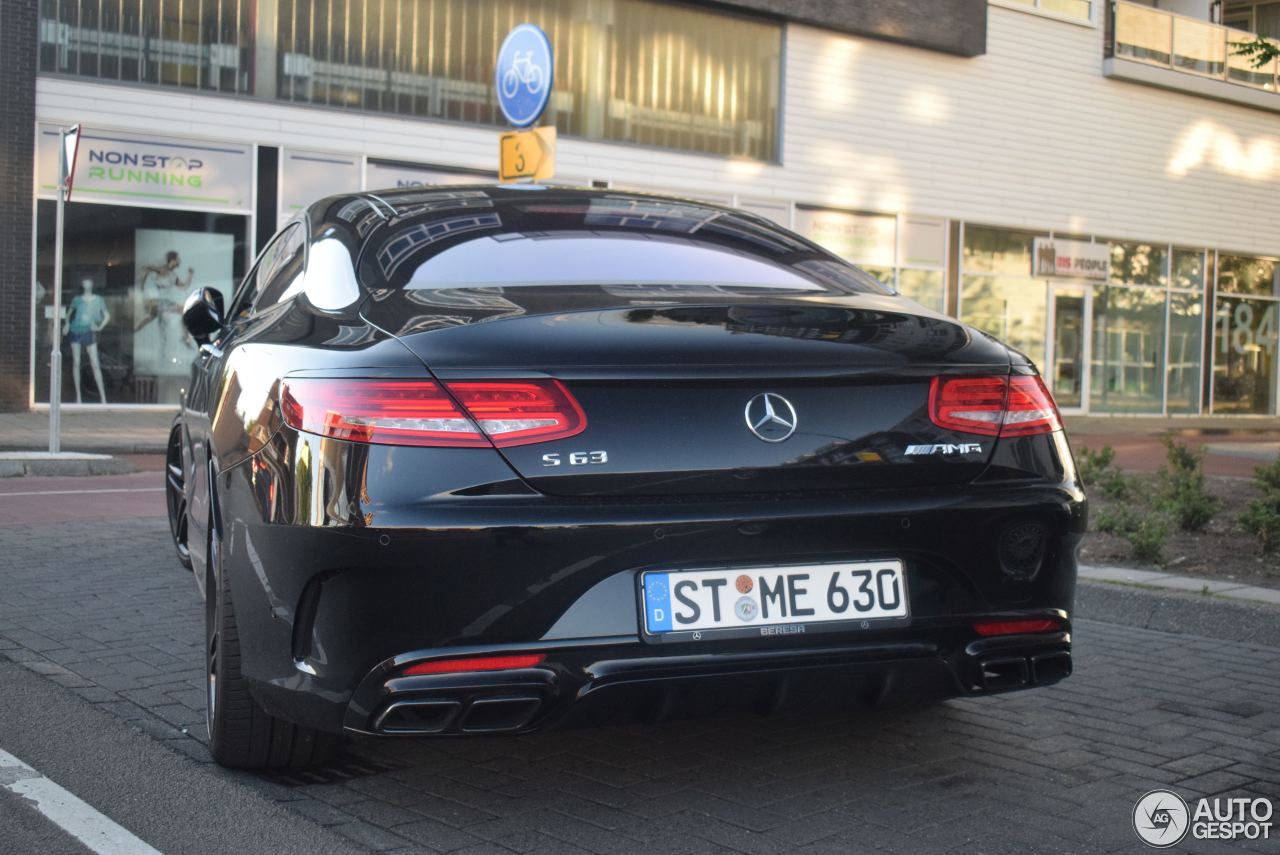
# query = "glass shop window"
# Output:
<box><xmin>33</xmin><ymin>201</ymin><xmax>248</xmax><ymax>405</ymax></box>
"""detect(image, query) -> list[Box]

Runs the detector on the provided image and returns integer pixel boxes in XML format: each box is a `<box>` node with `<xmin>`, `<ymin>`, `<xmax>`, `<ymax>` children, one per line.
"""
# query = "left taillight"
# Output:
<box><xmin>280</xmin><ymin>378</ymin><xmax>586</xmax><ymax>448</ymax></box>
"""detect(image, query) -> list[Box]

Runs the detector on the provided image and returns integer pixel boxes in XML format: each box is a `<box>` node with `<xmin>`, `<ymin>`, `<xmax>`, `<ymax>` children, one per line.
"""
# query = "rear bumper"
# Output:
<box><xmin>218</xmin><ymin>432</ymin><xmax>1085</xmax><ymax>736</ymax></box>
<box><xmin>341</xmin><ymin>627</ymin><xmax>1073</xmax><ymax>737</ymax></box>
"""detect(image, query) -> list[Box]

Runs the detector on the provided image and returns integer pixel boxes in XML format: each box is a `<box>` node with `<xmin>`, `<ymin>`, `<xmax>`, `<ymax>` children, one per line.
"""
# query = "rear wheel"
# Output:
<box><xmin>205</xmin><ymin>512</ymin><xmax>336</xmax><ymax>769</ymax></box>
<box><xmin>165</xmin><ymin>420</ymin><xmax>192</xmax><ymax>571</ymax></box>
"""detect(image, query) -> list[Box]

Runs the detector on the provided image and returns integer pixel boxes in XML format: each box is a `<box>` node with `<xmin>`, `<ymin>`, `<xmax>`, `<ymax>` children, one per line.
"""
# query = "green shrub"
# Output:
<box><xmin>1240</xmin><ymin>500</ymin><xmax>1280</xmax><ymax>553</ymax></box>
<box><xmin>1094</xmin><ymin>504</ymin><xmax>1167</xmax><ymax>565</ymax></box>
<box><xmin>1127</xmin><ymin>515</ymin><xmax>1168</xmax><ymax>565</ymax></box>
<box><xmin>1073</xmin><ymin>444</ymin><xmax>1133</xmax><ymax>499</ymax></box>
<box><xmin>1240</xmin><ymin>457</ymin><xmax>1280</xmax><ymax>553</ymax></box>
<box><xmin>1162</xmin><ymin>435</ymin><xmax>1200</xmax><ymax>477</ymax></box>
<box><xmin>1161</xmin><ymin>482</ymin><xmax>1219</xmax><ymax>533</ymax></box>
<box><xmin>1156</xmin><ymin>437</ymin><xmax>1219</xmax><ymax>533</ymax></box>
<box><xmin>1251</xmin><ymin>455</ymin><xmax>1280</xmax><ymax>495</ymax></box>
<box><xmin>1098</xmin><ymin>469</ymin><xmax>1133</xmax><ymax>501</ymax></box>
<box><xmin>1075</xmin><ymin>445</ymin><xmax>1115</xmax><ymax>486</ymax></box>
<box><xmin>1095</xmin><ymin>504</ymin><xmax>1135</xmax><ymax>535</ymax></box>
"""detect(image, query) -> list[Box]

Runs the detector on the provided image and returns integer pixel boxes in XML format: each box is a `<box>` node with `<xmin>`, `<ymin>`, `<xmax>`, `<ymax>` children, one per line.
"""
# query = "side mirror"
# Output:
<box><xmin>182</xmin><ymin>287</ymin><xmax>224</xmax><ymax>344</ymax></box>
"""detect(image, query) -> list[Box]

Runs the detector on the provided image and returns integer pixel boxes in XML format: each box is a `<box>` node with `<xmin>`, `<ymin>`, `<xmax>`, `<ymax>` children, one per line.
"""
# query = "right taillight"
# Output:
<box><xmin>928</xmin><ymin>375</ymin><xmax>1062</xmax><ymax>437</ymax></box>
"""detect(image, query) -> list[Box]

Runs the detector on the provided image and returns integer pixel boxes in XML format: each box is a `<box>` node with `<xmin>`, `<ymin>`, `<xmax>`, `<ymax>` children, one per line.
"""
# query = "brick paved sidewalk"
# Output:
<box><xmin>1</xmin><ymin>515</ymin><xmax>1277</xmax><ymax>854</ymax></box>
<box><xmin>0</xmin><ymin>408</ymin><xmax>174</xmax><ymax>454</ymax></box>
<box><xmin>1064</xmin><ymin>415</ymin><xmax>1280</xmax><ymax>478</ymax></box>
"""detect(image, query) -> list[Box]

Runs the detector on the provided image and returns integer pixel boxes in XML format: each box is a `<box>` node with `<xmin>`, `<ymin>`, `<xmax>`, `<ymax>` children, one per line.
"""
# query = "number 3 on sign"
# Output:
<box><xmin>499</xmin><ymin>126</ymin><xmax>556</xmax><ymax>182</ymax></box>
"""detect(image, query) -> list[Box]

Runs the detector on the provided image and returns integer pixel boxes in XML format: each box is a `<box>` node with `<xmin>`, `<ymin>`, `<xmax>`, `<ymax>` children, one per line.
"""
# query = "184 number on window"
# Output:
<box><xmin>542</xmin><ymin>451</ymin><xmax>608</xmax><ymax>467</ymax></box>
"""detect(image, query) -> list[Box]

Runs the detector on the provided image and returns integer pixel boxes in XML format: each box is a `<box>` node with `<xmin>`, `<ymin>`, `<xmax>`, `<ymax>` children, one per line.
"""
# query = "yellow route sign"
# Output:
<box><xmin>499</xmin><ymin>126</ymin><xmax>556</xmax><ymax>182</ymax></box>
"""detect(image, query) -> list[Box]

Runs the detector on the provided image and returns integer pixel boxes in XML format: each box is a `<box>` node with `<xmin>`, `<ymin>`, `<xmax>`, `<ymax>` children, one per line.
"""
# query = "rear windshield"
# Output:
<box><xmin>359</xmin><ymin>193</ymin><xmax>893</xmax><ymax>297</ymax></box>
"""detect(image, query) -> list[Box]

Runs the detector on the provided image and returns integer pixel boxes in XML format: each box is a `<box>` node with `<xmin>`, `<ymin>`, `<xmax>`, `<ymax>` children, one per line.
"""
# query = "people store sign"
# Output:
<box><xmin>1033</xmin><ymin>237</ymin><xmax>1110</xmax><ymax>281</ymax></box>
<box><xmin>38</xmin><ymin>124</ymin><xmax>252</xmax><ymax>213</ymax></box>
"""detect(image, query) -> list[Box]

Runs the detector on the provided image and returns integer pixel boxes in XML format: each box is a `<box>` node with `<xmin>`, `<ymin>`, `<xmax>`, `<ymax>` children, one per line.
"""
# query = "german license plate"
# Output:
<box><xmin>641</xmin><ymin>560</ymin><xmax>908</xmax><ymax>637</ymax></box>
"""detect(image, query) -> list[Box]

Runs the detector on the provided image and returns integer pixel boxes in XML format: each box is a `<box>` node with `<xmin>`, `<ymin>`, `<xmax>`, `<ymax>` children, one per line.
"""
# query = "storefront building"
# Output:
<box><xmin>4</xmin><ymin>0</ymin><xmax>1279</xmax><ymax>416</ymax></box>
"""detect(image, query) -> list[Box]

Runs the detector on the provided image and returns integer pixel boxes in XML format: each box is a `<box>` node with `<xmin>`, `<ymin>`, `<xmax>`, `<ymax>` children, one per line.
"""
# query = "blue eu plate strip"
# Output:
<box><xmin>643</xmin><ymin>573</ymin><xmax>672</xmax><ymax>633</ymax></box>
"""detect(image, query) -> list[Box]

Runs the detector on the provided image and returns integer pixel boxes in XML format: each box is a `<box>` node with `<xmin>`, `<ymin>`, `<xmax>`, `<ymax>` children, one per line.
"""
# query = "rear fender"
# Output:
<box><xmin>187</xmin><ymin>431</ymin><xmax>211</xmax><ymax>592</ymax></box>
<box><xmin>198</xmin><ymin>458</ymin><xmax>224</xmax><ymax>600</ymax></box>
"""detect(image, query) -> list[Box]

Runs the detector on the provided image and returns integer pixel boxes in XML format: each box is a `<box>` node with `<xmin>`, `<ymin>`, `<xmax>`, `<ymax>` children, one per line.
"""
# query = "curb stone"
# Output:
<box><xmin>0</xmin><ymin>453</ymin><xmax>136</xmax><ymax>477</ymax></box>
<box><xmin>1079</xmin><ymin>563</ymin><xmax>1280</xmax><ymax>608</ymax></box>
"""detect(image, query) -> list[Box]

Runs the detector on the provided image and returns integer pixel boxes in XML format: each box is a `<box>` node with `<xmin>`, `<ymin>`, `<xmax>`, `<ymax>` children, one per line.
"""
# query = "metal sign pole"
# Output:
<box><xmin>48</xmin><ymin>154</ymin><xmax>66</xmax><ymax>453</ymax></box>
<box><xmin>49</xmin><ymin>125</ymin><xmax>80</xmax><ymax>454</ymax></box>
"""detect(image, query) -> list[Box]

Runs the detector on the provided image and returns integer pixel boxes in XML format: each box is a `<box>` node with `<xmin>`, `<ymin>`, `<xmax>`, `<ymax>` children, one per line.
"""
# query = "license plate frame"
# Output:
<box><xmin>637</xmin><ymin>560</ymin><xmax>910</xmax><ymax>643</ymax></box>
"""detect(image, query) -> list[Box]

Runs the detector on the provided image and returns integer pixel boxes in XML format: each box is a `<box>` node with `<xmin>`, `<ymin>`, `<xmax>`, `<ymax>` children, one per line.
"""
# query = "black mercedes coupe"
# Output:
<box><xmin>166</xmin><ymin>186</ymin><xmax>1085</xmax><ymax>769</ymax></box>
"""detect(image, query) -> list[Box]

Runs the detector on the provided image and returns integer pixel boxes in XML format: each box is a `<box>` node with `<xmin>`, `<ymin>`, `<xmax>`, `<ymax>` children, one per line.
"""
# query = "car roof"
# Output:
<box><xmin>310</xmin><ymin>184</ymin><xmax>747</xmax><ymax>228</ymax></box>
<box><xmin>373</xmin><ymin>183</ymin><xmax>734</xmax><ymax>209</ymax></box>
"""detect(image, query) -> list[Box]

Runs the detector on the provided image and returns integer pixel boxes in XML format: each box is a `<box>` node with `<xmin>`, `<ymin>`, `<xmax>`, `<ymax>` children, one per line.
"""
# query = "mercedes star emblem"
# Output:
<box><xmin>744</xmin><ymin>392</ymin><xmax>798</xmax><ymax>442</ymax></box>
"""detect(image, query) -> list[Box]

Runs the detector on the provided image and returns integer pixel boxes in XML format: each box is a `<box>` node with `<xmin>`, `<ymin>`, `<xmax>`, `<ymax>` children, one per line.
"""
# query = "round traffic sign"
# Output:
<box><xmin>494</xmin><ymin>23</ymin><xmax>554</xmax><ymax>128</ymax></box>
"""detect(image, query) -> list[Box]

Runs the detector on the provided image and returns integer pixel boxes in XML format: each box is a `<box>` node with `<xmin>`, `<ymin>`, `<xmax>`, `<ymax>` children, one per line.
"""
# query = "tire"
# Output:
<box><xmin>205</xmin><ymin>513</ymin><xmax>337</xmax><ymax>770</ymax></box>
<box><xmin>165</xmin><ymin>419</ymin><xmax>193</xmax><ymax>571</ymax></box>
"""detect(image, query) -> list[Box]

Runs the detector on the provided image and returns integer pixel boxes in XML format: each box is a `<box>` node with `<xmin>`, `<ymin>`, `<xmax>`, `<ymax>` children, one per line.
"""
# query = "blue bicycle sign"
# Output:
<box><xmin>502</xmin><ymin>50</ymin><xmax>544</xmax><ymax>100</ymax></box>
<box><xmin>495</xmin><ymin>23</ymin><xmax>553</xmax><ymax>128</ymax></box>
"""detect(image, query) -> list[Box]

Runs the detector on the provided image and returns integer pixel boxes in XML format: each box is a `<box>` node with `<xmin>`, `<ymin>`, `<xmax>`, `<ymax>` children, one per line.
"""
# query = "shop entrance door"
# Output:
<box><xmin>1046</xmin><ymin>284</ymin><xmax>1092</xmax><ymax>413</ymax></box>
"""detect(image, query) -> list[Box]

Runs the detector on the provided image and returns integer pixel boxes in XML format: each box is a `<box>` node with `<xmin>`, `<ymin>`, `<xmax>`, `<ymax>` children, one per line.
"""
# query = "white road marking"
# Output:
<box><xmin>0</xmin><ymin>747</ymin><xmax>163</xmax><ymax>855</ymax></box>
<box><xmin>0</xmin><ymin>488</ymin><xmax>164</xmax><ymax>498</ymax></box>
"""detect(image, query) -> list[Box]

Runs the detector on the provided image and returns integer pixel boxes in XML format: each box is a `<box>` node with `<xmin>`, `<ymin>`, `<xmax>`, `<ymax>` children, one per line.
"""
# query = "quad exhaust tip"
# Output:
<box><xmin>1031</xmin><ymin>651</ymin><xmax>1072</xmax><ymax>683</ymax></box>
<box><xmin>978</xmin><ymin>651</ymin><xmax>1071</xmax><ymax>692</ymax></box>
<box><xmin>374</xmin><ymin>694</ymin><xmax>543</xmax><ymax>735</ymax></box>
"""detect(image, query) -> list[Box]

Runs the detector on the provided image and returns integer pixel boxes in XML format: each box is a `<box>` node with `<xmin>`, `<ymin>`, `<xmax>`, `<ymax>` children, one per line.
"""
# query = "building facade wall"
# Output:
<box><xmin>16</xmin><ymin>2</ymin><xmax>1280</xmax><ymax>412</ymax></box>
<box><xmin>780</xmin><ymin>6</ymin><xmax>1279</xmax><ymax>256</ymax></box>
<box><xmin>710</xmin><ymin>0</ymin><xmax>988</xmax><ymax>56</ymax></box>
<box><xmin>0</xmin><ymin>0</ymin><xmax>38</xmax><ymax>410</ymax></box>
<box><xmin>34</xmin><ymin>6</ymin><xmax>1275</xmax><ymax>255</ymax></box>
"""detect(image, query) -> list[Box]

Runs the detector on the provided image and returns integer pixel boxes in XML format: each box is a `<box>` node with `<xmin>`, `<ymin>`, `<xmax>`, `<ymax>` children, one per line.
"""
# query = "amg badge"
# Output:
<box><xmin>905</xmin><ymin>443</ymin><xmax>983</xmax><ymax>456</ymax></box>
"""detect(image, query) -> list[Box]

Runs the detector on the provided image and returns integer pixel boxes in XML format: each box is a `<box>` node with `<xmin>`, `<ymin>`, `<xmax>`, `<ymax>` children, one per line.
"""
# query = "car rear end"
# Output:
<box><xmin>233</xmin><ymin>337</ymin><xmax>1083</xmax><ymax>740</ymax></box>
<box><xmin>222</xmin><ymin>189</ymin><xmax>1085</xmax><ymax>739</ymax></box>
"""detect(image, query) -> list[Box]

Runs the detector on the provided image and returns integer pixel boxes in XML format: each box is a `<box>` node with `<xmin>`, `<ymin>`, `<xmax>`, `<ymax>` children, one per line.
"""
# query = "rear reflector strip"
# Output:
<box><xmin>928</xmin><ymin>375</ymin><xmax>1062</xmax><ymax>437</ymax></box>
<box><xmin>280</xmin><ymin>379</ymin><xmax>586</xmax><ymax>448</ymax></box>
<box><xmin>401</xmin><ymin>654</ymin><xmax>547</xmax><ymax>676</ymax></box>
<box><xmin>973</xmin><ymin>619</ymin><xmax>1061</xmax><ymax>637</ymax></box>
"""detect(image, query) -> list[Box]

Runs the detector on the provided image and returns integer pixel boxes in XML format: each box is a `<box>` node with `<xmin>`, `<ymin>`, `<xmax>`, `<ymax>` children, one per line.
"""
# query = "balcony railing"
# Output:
<box><xmin>1108</xmin><ymin>0</ymin><xmax>1279</xmax><ymax>93</ymax></box>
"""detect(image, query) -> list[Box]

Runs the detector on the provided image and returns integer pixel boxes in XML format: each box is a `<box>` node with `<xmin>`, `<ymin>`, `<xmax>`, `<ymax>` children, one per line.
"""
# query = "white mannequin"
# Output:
<box><xmin>63</xmin><ymin>277</ymin><xmax>110</xmax><ymax>404</ymax></box>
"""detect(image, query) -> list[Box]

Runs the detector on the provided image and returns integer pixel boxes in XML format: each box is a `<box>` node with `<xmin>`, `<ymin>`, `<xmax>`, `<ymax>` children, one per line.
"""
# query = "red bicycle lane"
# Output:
<box><xmin>0</xmin><ymin>471</ymin><xmax>166</xmax><ymax>527</ymax></box>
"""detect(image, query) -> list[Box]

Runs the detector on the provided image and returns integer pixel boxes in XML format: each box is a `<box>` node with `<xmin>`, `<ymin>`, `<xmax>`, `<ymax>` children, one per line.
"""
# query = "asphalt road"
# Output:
<box><xmin>0</xmin><ymin>474</ymin><xmax>1278</xmax><ymax>854</ymax></box>
<box><xmin>0</xmin><ymin>658</ymin><xmax>362</xmax><ymax>855</ymax></box>
<box><xmin>0</xmin><ymin>785</ymin><xmax>92</xmax><ymax>855</ymax></box>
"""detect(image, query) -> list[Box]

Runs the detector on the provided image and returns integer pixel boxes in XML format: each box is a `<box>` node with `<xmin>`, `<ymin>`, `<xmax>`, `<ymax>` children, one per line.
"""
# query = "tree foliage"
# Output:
<box><xmin>1232</xmin><ymin>37</ymin><xmax>1280</xmax><ymax>68</ymax></box>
